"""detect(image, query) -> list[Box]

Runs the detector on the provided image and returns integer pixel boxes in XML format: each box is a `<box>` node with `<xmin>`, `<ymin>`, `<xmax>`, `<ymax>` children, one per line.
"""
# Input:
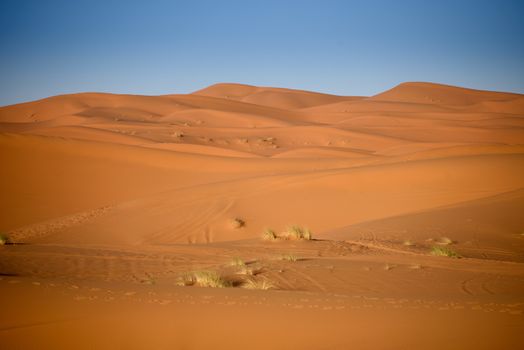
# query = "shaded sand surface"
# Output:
<box><xmin>1</xmin><ymin>82</ymin><xmax>524</xmax><ymax>349</ymax></box>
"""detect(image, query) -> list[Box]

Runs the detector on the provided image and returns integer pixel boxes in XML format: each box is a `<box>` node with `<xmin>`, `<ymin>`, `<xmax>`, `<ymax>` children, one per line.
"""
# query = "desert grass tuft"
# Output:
<box><xmin>230</xmin><ymin>257</ymin><xmax>246</xmax><ymax>267</ymax></box>
<box><xmin>231</xmin><ymin>218</ymin><xmax>245</xmax><ymax>229</ymax></box>
<box><xmin>435</xmin><ymin>237</ymin><xmax>453</xmax><ymax>245</ymax></box>
<box><xmin>0</xmin><ymin>233</ymin><xmax>11</xmax><ymax>245</ymax></box>
<box><xmin>384</xmin><ymin>264</ymin><xmax>396</xmax><ymax>271</ymax></box>
<box><xmin>237</xmin><ymin>265</ymin><xmax>256</xmax><ymax>276</ymax></box>
<box><xmin>193</xmin><ymin>271</ymin><xmax>231</xmax><ymax>288</ymax></box>
<box><xmin>430</xmin><ymin>246</ymin><xmax>461</xmax><ymax>258</ymax></box>
<box><xmin>262</xmin><ymin>228</ymin><xmax>277</xmax><ymax>241</ymax></box>
<box><xmin>178</xmin><ymin>271</ymin><xmax>231</xmax><ymax>288</ymax></box>
<box><xmin>282</xmin><ymin>225</ymin><xmax>313</xmax><ymax>241</ymax></box>
<box><xmin>175</xmin><ymin>273</ymin><xmax>196</xmax><ymax>286</ymax></box>
<box><xmin>280</xmin><ymin>253</ymin><xmax>298</xmax><ymax>262</ymax></box>
<box><xmin>242</xmin><ymin>278</ymin><xmax>276</xmax><ymax>290</ymax></box>
<box><xmin>302</xmin><ymin>228</ymin><xmax>313</xmax><ymax>240</ymax></box>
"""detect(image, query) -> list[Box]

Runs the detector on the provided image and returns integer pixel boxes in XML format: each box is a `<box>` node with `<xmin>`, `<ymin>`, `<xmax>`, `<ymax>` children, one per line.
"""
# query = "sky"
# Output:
<box><xmin>1</xmin><ymin>0</ymin><xmax>523</xmax><ymax>106</ymax></box>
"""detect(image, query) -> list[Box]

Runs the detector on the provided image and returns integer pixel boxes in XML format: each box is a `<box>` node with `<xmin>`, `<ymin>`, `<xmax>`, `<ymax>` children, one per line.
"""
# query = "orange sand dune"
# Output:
<box><xmin>193</xmin><ymin>82</ymin><xmax>363</xmax><ymax>109</ymax></box>
<box><xmin>1</xmin><ymin>82</ymin><xmax>524</xmax><ymax>349</ymax></box>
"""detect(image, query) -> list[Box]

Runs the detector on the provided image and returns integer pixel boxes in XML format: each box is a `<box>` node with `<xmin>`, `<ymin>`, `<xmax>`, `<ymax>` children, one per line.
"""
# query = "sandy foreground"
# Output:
<box><xmin>1</xmin><ymin>82</ymin><xmax>524</xmax><ymax>349</ymax></box>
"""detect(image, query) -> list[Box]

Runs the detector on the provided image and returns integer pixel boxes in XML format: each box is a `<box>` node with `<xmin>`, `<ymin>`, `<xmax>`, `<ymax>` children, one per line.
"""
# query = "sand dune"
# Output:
<box><xmin>193</xmin><ymin>82</ymin><xmax>362</xmax><ymax>109</ymax></box>
<box><xmin>1</xmin><ymin>82</ymin><xmax>524</xmax><ymax>349</ymax></box>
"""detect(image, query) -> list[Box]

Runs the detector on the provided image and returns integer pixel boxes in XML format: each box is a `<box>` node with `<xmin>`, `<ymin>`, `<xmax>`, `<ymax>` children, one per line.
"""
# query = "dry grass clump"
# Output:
<box><xmin>176</xmin><ymin>273</ymin><xmax>196</xmax><ymax>286</ymax></box>
<box><xmin>260</xmin><ymin>225</ymin><xmax>314</xmax><ymax>241</ymax></box>
<box><xmin>302</xmin><ymin>228</ymin><xmax>313</xmax><ymax>240</ymax></box>
<box><xmin>435</xmin><ymin>237</ymin><xmax>454</xmax><ymax>245</ymax></box>
<box><xmin>281</xmin><ymin>225</ymin><xmax>313</xmax><ymax>241</ymax></box>
<box><xmin>230</xmin><ymin>257</ymin><xmax>246</xmax><ymax>267</ymax></box>
<box><xmin>430</xmin><ymin>246</ymin><xmax>461</xmax><ymax>258</ymax></box>
<box><xmin>231</xmin><ymin>218</ymin><xmax>245</xmax><ymax>229</ymax></box>
<box><xmin>0</xmin><ymin>233</ymin><xmax>11</xmax><ymax>245</ymax></box>
<box><xmin>176</xmin><ymin>271</ymin><xmax>231</xmax><ymax>288</ymax></box>
<box><xmin>280</xmin><ymin>253</ymin><xmax>298</xmax><ymax>262</ymax></box>
<box><xmin>262</xmin><ymin>228</ymin><xmax>277</xmax><ymax>241</ymax></box>
<box><xmin>409</xmin><ymin>264</ymin><xmax>423</xmax><ymax>269</ymax></box>
<box><xmin>237</xmin><ymin>265</ymin><xmax>256</xmax><ymax>276</ymax></box>
<box><xmin>242</xmin><ymin>278</ymin><xmax>276</xmax><ymax>290</ymax></box>
<box><xmin>384</xmin><ymin>264</ymin><xmax>396</xmax><ymax>271</ymax></box>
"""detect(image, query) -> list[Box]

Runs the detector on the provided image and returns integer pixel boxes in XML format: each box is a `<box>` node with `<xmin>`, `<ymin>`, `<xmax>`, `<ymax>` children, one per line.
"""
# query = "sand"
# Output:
<box><xmin>1</xmin><ymin>82</ymin><xmax>524</xmax><ymax>349</ymax></box>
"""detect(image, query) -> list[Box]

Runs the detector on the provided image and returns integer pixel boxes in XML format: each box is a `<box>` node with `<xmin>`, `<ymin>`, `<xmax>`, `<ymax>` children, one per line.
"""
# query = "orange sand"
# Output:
<box><xmin>1</xmin><ymin>82</ymin><xmax>524</xmax><ymax>349</ymax></box>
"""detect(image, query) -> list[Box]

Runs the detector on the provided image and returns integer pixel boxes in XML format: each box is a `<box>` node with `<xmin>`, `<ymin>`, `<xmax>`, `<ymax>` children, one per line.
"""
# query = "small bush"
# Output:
<box><xmin>243</xmin><ymin>278</ymin><xmax>276</xmax><ymax>290</ymax></box>
<box><xmin>262</xmin><ymin>228</ymin><xmax>277</xmax><ymax>241</ymax></box>
<box><xmin>231</xmin><ymin>218</ymin><xmax>245</xmax><ymax>229</ymax></box>
<box><xmin>0</xmin><ymin>233</ymin><xmax>11</xmax><ymax>245</ymax></box>
<box><xmin>430</xmin><ymin>246</ymin><xmax>461</xmax><ymax>258</ymax></box>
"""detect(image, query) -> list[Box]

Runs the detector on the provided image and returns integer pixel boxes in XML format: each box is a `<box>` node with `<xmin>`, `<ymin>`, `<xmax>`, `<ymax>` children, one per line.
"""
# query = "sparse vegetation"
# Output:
<box><xmin>403</xmin><ymin>240</ymin><xmax>414</xmax><ymax>246</ymax></box>
<box><xmin>435</xmin><ymin>237</ymin><xmax>453</xmax><ymax>245</ymax></box>
<box><xmin>231</xmin><ymin>218</ymin><xmax>245</xmax><ymax>229</ymax></box>
<box><xmin>282</xmin><ymin>225</ymin><xmax>313</xmax><ymax>241</ymax></box>
<box><xmin>0</xmin><ymin>233</ymin><xmax>11</xmax><ymax>245</ymax></box>
<box><xmin>384</xmin><ymin>264</ymin><xmax>396</xmax><ymax>271</ymax></box>
<box><xmin>302</xmin><ymin>228</ymin><xmax>312</xmax><ymax>240</ymax></box>
<box><xmin>237</xmin><ymin>265</ymin><xmax>256</xmax><ymax>276</ymax></box>
<box><xmin>280</xmin><ymin>253</ymin><xmax>298</xmax><ymax>262</ymax></box>
<box><xmin>430</xmin><ymin>246</ymin><xmax>461</xmax><ymax>258</ymax></box>
<box><xmin>409</xmin><ymin>264</ymin><xmax>423</xmax><ymax>269</ymax></box>
<box><xmin>242</xmin><ymin>277</ymin><xmax>276</xmax><ymax>290</ymax></box>
<box><xmin>230</xmin><ymin>257</ymin><xmax>246</xmax><ymax>267</ymax></box>
<box><xmin>260</xmin><ymin>225</ymin><xmax>314</xmax><ymax>241</ymax></box>
<box><xmin>176</xmin><ymin>271</ymin><xmax>231</xmax><ymax>288</ymax></box>
<box><xmin>262</xmin><ymin>228</ymin><xmax>277</xmax><ymax>241</ymax></box>
<box><xmin>176</xmin><ymin>273</ymin><xmax>196</xmax><ymax>286</ymax></box>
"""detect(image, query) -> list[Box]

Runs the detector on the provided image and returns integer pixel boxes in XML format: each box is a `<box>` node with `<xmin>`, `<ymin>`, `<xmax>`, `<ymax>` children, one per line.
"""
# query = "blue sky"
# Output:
<box><xmin>1</xmin><ymin>0</ymin><xmax>523</xmax><ymax>105</ymax></box>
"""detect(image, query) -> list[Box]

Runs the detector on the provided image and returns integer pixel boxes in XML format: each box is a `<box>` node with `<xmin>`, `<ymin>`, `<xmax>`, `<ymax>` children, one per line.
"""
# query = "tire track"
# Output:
<box><xmin>9</xmin><ymin>206</ymin><xmax>112</xmax><ymax>242</ymax></box>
